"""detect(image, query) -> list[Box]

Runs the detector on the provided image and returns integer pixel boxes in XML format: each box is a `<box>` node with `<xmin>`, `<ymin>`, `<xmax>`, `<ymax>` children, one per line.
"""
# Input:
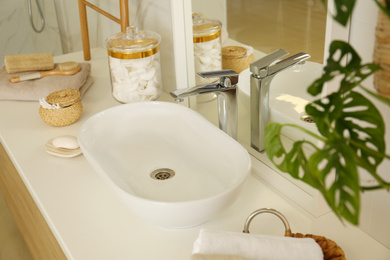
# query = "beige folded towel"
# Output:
<box><xmin>0</xmin><ymin>63</ymin><xmax>93</xmax><ymax>101</ymax></box>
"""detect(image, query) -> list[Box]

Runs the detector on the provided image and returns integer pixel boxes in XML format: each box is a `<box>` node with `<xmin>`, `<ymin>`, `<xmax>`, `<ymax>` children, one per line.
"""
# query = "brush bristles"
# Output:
<box><xmin>59</xmin><ymin>61</ymin><xmax>79</xmax><ymax>71</ymax></box>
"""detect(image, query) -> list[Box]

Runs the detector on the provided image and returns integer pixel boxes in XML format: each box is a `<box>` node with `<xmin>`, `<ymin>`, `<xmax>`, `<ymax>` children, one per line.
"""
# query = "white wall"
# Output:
<box><xmin>0</xmin><ymin>0</ymin><xmax>62</xmax><ymax>63</ymax></box>
<box><xmin>53</xmin><ymin>0</ymin><xmax>98</xmax><ymax>54</ymax></box>
<box><xmin>80</xmin><ymin>0</ymin><xmax>178</xmax><ymax>93</ymax></box>
<box><xmin>39</xmin><ymin>0</ymin><xmax>179</xmax><ymax>92</ymax></box>
<box><xmin>348</xmin><ymin>0</ymin><xmax>390</xmax><ymax>249</ymax></box>
<box><xmin>191</xmin><ymin>0</ymin><xmax>227</xmax><ymax>29</ymax></box>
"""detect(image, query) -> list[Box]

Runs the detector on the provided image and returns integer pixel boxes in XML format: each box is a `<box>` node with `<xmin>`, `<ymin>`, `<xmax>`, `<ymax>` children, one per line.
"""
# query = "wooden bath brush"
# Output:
<box><xmin>10</xmin><ymin>62</ymin><xmax>81</xmax><ymax>83</ymax></box>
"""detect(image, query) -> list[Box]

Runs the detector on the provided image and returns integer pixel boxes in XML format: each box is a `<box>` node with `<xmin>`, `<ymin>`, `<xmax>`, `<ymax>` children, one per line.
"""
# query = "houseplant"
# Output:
<box><xmin>264</xmin><ymin>0</ymin><xmax>390</xmax><ymax>225</ymax></box>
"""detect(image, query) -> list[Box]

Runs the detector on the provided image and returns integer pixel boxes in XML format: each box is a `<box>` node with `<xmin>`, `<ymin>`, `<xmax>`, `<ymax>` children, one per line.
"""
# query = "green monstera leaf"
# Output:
<box><xmin>374</xmin><ymin>0</ymin><xmax>390</xmax><ymax>19</ymax></box>
<box><xmin>308</xmin><ymin>41</ymin><xmax>381</xmax><ymax>96</ymax></box>
<box><xmin>323</xmin><ymin>0</ymin><xmax>390</xmax><ymax>26</ymax></box>
<box><xmin>324</xmin><ymin>0</ymin><xmax>390</xmax><ymax>25</ymax></box>
<box><xmin>323</xmin><ymin>0</ymin><xmax>356</xmax><ymax>26</ymax></box>
<box><xmin>264</xmin><ymin>40</ymin><xmax>389</xmax><ymax>225</ymax></box>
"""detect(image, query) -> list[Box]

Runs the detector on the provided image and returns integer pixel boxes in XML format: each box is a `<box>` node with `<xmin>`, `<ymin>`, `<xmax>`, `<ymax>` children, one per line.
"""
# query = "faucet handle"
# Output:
<box><xmin>197</xmin><ymin>69</ymin><xmax>239</xmax><ymax>86</ymax></box>
<box><xmin>250</xmin><ymin>49</ymin><xmax>289</xmax><ymax>76</ymax></box>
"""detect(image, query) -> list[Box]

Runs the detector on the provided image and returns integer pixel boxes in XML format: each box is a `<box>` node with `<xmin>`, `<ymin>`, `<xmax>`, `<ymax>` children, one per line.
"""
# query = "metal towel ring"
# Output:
<box><xmin>242</xmin><ymin>208</ymin><xmax>346</xmax><ymax>260</ymax></box>
<box><xmin>243</xmin><ymin>208</ymin><xmax>291</xmax><ymax>234</ymax></box>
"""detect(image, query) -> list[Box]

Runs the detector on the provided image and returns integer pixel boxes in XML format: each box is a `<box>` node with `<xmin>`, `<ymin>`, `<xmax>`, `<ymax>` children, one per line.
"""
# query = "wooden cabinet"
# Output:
<box><xmin>0</xmin><ymin>143</ymin><xmax>67</xmax><ymax>260</ymax></box>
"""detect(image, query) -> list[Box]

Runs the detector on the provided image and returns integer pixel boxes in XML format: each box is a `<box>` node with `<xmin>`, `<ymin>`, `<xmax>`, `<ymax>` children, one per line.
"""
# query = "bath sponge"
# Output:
<box><xmin>4</xmin><ymin>53</ymin><xmax>54</xmax><ymax>73</ymax></box>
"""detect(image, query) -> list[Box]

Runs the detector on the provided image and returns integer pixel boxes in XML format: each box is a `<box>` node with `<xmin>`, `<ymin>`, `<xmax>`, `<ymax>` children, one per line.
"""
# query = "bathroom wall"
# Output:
<box><xmin>0</xmin><ymin>0</ymin><xmax>62</xmax><ymax>63</ymax></box>
<box><xmin>348</xmin><ymin>0</ymin><xmax>390</xmax><ymax>249</ymax></box>
<box><xmin>0</xmin><ymin>0</ymin><xmax>179</xmax><ymax>92</ymax></box>
<box><xmin>53</xmin><ymin>0</ymin><xmax>98</xmax><ymax>54</ymax></box>
<box><xmin>56</xmin><ymin>0</ymin><xmax>172</xmax><ymax>54</ymax></box>
<box><xmin>97</xmin><ymin>0</ymin><xmax>178</xmax><ymax>92</ymax></box>
<box><xmin>64</xmin><ymin>0</ymin><xmax>179</xmax><ymax>92</ymax></box>
<box><xmin>191</xmin><ymin>0</ymin><xmax>227</xmax><ymax>30</ymax></box>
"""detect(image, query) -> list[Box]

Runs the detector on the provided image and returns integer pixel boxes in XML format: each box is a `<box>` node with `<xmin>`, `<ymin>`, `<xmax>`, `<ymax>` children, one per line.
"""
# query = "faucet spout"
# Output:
<box><xmin>250</xmin><ymin>49</ymin><xmax>310</xmax><ymax>153</ymax></box>
<box><xmin>170</xmin><ymin>84</ymin><xmax>222</xmax><ymax>100</ymax></box>
<box><xmin>170</xmin><ymin>69</ymin><xmax>239</xmax><ymax>139</ymax></box>
<box><xmin>268</xmin><ymin>52</ymin><xmax>311</xmax><ymax>75</ymax></box>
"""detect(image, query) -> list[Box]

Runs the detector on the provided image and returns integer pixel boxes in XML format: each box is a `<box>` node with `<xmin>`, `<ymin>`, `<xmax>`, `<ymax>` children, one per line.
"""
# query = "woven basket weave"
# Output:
<box><xmin>222</xmin><ymin>46</ymin><xmax>254</xmax><ymax>73</ymax></box>
<box><xmin>373</xmin><ymin>0</ymin><xmax>390</xmax><ymax>99</ymax></box>
<box><xmin>243</xmin><ymin>208</ymin><xmax>346</xmax><ymax>260</ymax></box>
<box><xmin>39</xmin><ymin>89</ymin><xmax>83</xmax><ymax>127</ymax></box>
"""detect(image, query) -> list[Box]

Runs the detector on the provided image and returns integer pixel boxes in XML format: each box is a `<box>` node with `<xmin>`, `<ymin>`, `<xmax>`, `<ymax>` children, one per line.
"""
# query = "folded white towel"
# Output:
<box><xmin>192</xmin><ymin>229</ymin><xmax>323</xmax><ymax>260</ymax></box>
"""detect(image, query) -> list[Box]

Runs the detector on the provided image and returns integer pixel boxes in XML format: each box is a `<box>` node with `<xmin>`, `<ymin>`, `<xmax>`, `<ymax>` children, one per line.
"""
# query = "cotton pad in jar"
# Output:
<box><xmin>106</xmin><ymin>26</ymin><xmax>162</xmax><ymax>103</ymax></box>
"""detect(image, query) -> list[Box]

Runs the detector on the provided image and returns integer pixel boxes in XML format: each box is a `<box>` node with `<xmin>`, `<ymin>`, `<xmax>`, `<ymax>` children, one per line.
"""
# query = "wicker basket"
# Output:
<box><xmin>243</xmin><ymin>208</ymin><xmax>346</xmax><ymax>260</ymax></box>
<box><xmin>39</xmin><ymin>89</ymin><xmax>83</xmax><ymax>127</ymax></box>
<box><xmin>222</xmin><ymin>46</ymin><xmax>254</xmax><ymax>73</ymax></box>
<box><xmin>373</xmin><ymin>0</ymin><xmax>390</xmax><ymax>99</ymax></box>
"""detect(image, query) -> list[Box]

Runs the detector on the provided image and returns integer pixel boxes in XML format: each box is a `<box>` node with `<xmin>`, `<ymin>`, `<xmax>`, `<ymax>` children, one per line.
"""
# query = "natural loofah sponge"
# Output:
<box><xmin>4</xmin><ymin>53</ymin><xmax>54</xmax><ymax>73</ymax></box>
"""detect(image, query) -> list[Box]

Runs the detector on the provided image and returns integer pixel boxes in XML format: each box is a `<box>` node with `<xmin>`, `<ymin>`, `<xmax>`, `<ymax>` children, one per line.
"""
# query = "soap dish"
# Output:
<box><xmin>39</xmin><ymin>89</ymin><xmax>83</xmax><ymax>127</ymax></box>
<box><xmin>45</xmin><ymin>137</ymin><xmax>82</xmax><ymax>158</ymax></box>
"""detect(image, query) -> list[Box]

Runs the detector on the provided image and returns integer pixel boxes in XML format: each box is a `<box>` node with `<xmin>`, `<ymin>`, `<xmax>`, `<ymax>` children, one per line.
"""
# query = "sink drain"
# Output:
<box><xmin>150</xmin><ymin>168</ymin><xmax>175</xmax><ymax>180</ymax></box>
<box><xmin>300</xmin><ymin>115</ymin><xmax>315</xmax><ymax>123</ymax></box>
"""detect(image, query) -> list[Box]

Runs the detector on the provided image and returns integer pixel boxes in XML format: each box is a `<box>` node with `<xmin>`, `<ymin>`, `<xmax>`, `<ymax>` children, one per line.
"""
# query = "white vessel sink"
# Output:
<box><xmin>238</xmin><ymin>61</ymin><xmax>323</xmax><ymax>143</ymax></box>
<box><xmin>78</xmin><ymin>101</ymin><xmax>251</xmax><ymax>228</ymax></box>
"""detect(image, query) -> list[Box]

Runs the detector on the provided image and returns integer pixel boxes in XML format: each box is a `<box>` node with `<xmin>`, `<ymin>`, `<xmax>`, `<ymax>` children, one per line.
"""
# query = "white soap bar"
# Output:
<box><xmin>52</xmin><ymin>135</ymin><xmax>79</xmax><ymax>150</ymax></box>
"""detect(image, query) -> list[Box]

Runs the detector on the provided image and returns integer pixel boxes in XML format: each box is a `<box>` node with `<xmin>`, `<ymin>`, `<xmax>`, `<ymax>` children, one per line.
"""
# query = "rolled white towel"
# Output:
<box><xmin>192</xmin><ymin>229</ymin><xmax>323</xmax><ymax>260</ymax></box>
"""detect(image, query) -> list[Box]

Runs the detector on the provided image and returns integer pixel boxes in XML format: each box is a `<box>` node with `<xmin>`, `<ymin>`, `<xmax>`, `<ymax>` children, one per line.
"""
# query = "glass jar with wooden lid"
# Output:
<box><xmin>106</xmin><ymin>26</ymin><xmax>162</xmax><ymax>103</ymax></box>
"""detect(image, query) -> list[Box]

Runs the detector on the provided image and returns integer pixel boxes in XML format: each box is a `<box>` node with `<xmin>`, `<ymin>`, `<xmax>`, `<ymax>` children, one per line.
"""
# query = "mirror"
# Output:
<box><xmin>225</xmin><ymin>0</ymin><xmax>327</xmax><ymax>64</ymax></box>
<box><xmin>191</xmin><ymin>0</ymin><xmax>327</xmax><ymax>63</ymax></box>
<box><xmin>189</xmin><ymin>0</ymin><xmax>328</xmax><ymax>151</ymax></box>
<box><xmin>186</xmin><ymin>0</ymin><xmax>334</xmax><ymax>204</ymax></box>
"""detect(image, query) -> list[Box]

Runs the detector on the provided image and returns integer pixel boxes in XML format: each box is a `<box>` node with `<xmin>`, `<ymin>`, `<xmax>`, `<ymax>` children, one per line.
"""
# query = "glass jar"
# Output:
<box><xmin>192</xmin><ymin>13</ymin><xmax>222</xmax><ymax>86</ymax></box>
<box><xmin>106</xmin><ymin>26</ymin><xmax>162</xmax><ymax>103</ymax></box>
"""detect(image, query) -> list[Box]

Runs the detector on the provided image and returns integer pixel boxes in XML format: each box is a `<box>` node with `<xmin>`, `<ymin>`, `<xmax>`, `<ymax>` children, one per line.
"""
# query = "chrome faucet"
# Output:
<box><xmin>170</xmin><ymin>70</ymin><xmax>238</xmax><ymax>139</ymax></box>
<box><xmin>250</xmin><ymin>49</ymin><xmax>310</xmax><ymax>152</ymax></box>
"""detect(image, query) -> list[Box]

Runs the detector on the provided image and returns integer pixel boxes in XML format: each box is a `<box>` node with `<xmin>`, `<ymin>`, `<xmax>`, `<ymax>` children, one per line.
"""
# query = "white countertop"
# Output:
<box><xmin>1</xmin><ymin>48</ymin><xmax>389</xmax><ymax>259</ymax></box>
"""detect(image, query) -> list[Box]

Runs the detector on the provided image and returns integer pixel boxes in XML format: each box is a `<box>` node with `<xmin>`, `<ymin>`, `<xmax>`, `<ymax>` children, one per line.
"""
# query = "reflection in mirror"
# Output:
<box><xmin>190</xmin><ymin>0</ymin><xmax>328</xmax><ymax>183</ymax></box>
<box><xmin>227</xmin><ymin>0</ymin><xmax>327</xmax><ymax>63</ymax></box>
<box><xmin>190</xmin><ymin>0</ymin><xmax>328</xmax><ymax>140</ymax></box>
<box><xmin>189</xmin><ymin>0</ymin><xmax>334</xmax><ymax>218</ymax></box>
<box><xmin>192</xmin><ymin>0</ymin><xmax>327</xmax><ymax>63</ymax></box>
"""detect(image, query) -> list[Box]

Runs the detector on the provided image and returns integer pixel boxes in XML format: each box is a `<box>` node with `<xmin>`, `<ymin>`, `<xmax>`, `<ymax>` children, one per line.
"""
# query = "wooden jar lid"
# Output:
<box><xmin>222</xmin><ymin>46</ymin><xmax>254</xmax><ymax>73</ymax></box>
<box><xmin>40</xmin><ymin>89</ymin><xmax>83</xmax><ymax>127</ymax></box>
<box><xmin>222</xmin><ymin>46</ymin><xmax>247</xmax><ymax>58</ymax></box>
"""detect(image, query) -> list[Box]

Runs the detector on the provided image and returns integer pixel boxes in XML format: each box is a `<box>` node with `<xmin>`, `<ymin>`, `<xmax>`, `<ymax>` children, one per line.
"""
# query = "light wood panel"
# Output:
<box><xmin>0</xmin><ymin>188</ymin><xmax>32</xmax><ymax>260</ymax></box>
<box><xmin>78</xmin><ymin>0</ymin><xmax>129</xmax><ymax>61</ymax></box>
<box><xmin>227</xmin><ymin>0</ymin><xmax>327</xmax><ymax>63</ymax></box>
<box><xmin>0</xmin><ymin>143</ymin><xmax>67</xmax><ymax>260</ymax></box>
